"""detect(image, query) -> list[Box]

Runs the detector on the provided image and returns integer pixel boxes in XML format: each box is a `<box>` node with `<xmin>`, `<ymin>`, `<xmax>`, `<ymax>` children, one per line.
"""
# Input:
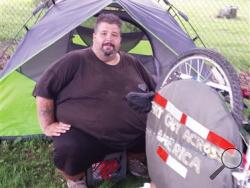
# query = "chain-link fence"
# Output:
<box><xmin>0</xmin><ymin>0</ymin><xmax>249</xmax><ymax>71</ymax></box>
<box><xmin>159</xmin><ymin>0</ymin><xmax>250</xmax><ymax>71</ymax></box>
<box><xmin>0</xmin><ymin>0</ymin><xmax>41</xmax><ymax>69</ymax></box>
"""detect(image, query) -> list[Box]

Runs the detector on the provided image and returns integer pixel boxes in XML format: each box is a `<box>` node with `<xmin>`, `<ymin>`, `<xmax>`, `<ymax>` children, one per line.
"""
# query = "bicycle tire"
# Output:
<box><xmin>159</xmin><ymin>48</ymin><xmax>243</xmax><ymax>127</ymax></box>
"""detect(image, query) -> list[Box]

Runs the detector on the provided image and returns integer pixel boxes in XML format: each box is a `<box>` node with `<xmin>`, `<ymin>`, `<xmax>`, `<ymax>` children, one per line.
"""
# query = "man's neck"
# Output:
<box><xmin>91</xmin><ymin>47</ymin><xmax>120</xmax><ymax>65</ymax></box>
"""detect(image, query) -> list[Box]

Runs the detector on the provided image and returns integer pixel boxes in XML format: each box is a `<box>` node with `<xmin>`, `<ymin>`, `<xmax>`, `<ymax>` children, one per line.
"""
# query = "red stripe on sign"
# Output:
<box><xmin>154</xmin><ymin>93</ymin><xmax>167</xmax><ymax>108</ymax></box>
<box><xmin>157</xmin><ymin>146</ymin><xmax>169</xmax><ymax>162</ymax></box>
<box><xmin>207</xmin><ymin>131</ymin><xmax>235</xmax><ymax>150</ymax></box>
<box><xmin>180</xmin><ymin>113</ymin><xmax>187</xmax><ymax>125</ymax></box>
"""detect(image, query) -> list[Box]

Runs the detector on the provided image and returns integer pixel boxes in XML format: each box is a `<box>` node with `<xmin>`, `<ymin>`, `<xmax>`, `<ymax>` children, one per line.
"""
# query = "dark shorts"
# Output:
<box><xmin>52</xmin><ymin>127</ymin><xmax>145</xmax><ymax>176</ymax></box>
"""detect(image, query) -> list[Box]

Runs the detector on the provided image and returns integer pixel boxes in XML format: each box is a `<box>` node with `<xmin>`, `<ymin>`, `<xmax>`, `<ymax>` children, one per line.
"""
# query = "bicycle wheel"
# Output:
<box><xmin>160</xmin><ymin>48</ymin><xmax>243</xmax><ymax>126</ymax></box>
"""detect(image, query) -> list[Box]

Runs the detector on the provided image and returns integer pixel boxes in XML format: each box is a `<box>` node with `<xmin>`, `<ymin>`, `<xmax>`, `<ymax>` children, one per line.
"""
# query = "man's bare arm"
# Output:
<box><xmin>36</xmin><ymin>96</ymin><xmax>70</xmax><ymax>136</ymax></box>
<box><xmin>36</xmin><ymin>96</ymin><xmax>55</xmax><ymax>131</ymax></box>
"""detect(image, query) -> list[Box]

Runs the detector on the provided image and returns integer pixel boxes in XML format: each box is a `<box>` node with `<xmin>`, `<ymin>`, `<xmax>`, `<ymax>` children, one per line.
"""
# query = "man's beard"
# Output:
<box><xmin>102</xmin><ymin>42</ymin><xmax>116</xmax><ymax>56</ymax></box>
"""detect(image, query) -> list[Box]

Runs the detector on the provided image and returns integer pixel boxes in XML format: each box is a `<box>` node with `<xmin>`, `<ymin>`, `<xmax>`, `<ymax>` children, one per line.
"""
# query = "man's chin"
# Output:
<box><xmin>103</xmin><ymin>50</ymin><xmax>115</xmax><ymax>57</ymax></box>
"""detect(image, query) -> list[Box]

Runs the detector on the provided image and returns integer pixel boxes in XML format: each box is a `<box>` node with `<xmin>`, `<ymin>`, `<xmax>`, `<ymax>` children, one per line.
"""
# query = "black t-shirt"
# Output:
<box><xmin>33</xmin><ymin>48</ymin><xmax>156</xmax><ymax>148</ymax></box>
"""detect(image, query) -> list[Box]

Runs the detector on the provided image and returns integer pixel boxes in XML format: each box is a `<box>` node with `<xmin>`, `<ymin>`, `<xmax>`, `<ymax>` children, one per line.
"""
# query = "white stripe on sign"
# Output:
<box><xmin>167</xmin><ymin>155</ymin><xmax>188</xmax><ymax>178</ymax></box>
<box><xmin>153</xmin><ymin>93</ymin><xmax>235</xmax><ymax>150</ymax></box>
<box><xmin>157</xmin><ymin>146</ymin><xmax>187</xmax><ymax>178</ymax></box>
<box><xmin>166</xmin><ymin>102</ymin><xmax>183</xmax><ymax>121</ymax></box>
<box><xmin>186</xmin><ymin>116</ymin><xmax>209</xmax><ymax>139</ymax></box>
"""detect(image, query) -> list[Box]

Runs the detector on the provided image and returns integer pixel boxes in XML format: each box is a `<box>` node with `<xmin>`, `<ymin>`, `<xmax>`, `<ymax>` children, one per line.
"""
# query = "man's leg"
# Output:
<box><xmin>127</xmin><ymin>134</ymin><xmax>149</xmax><ymax>178</ymax></box>
<box><xmin>52</xmin><ymin>127</ymin><xmax>116</xmax><ymax>187</ymax></box>
<box><xmin>127</xmin><ymin>134</ymin><xmax>146</xmax><ymax>163</ymax></box>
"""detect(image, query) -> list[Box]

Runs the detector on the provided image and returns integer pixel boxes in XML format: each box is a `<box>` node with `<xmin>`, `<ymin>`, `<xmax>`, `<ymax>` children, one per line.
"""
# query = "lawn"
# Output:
<box><xmin>0</xmin><ymin>0</ymin><xmax>249</xmax><ymax>187</ymax></box>
<box><xmin>0</xmin><ymin>138</ymin><xmax>148</xmax><ymax>188</ymax></box>
<box><xmin>0</xmin><ymin>0</ymin><xmax>42</xmax><ymax>41</ymax></box>
<box><xmin>0</xmin><ymin>139</ymin><xmax>64</xmax><ymax>188</ymax></box>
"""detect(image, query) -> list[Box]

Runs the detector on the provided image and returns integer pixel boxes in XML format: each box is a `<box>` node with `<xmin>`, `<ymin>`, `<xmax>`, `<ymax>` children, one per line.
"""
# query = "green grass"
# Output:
<box><xmin>0</xmin><ymin>0</ymin><xmax>42</xmax><ymax>41</ymax></box>
<box><xmin>0</xmin><ymin>139</ymin><xmax>65</xmax><ymax>188</ymax></box>
<box><xmin>0</xmin><ymin>138</ymin><xmax>148</xmax><ymax>188</ymax></box>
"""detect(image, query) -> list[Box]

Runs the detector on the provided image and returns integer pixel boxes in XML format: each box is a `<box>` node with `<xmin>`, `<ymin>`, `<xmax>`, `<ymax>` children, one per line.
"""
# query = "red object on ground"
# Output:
<box><xmin>242</xmin><ymin>88</ymin><xmax>250</xmax><ymax>99</ymax></box>
<box><xmin>94</xmin><ymin>160</ymin><xmax>120</xmax><ymax>180</ymax></box>
<box><xmin>239</xmin><ymin>71</ymin><xmax>250</xmax><ymax>99</ymax></box>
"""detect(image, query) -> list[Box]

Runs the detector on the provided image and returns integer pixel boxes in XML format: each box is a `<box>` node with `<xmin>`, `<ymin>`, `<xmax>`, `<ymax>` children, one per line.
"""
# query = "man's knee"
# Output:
<box><xmin>53</xmin><ymin>138</ymin><xmax>86</xmax><ymax>175</ymax></box>
<box><xmin>54</xmin><ymin>137</ymin><xmax>83</xmax><ymax>160</ymax></box>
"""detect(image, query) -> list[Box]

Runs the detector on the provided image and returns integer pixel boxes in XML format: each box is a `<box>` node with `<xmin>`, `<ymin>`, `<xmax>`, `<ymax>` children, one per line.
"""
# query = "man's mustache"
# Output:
<box><xmin>102</xmin><ymin>42</ymin><xmax>114</xmax><ymax>48</ymax></box>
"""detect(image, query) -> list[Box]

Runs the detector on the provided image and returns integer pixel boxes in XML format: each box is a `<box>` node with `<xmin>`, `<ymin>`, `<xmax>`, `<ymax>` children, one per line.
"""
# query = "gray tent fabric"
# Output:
<box><xmin>0</xmin><ymin>0</ymin><xmax>195</xmax><ymax>81</ymax></box>
<box><xmin>19</xmin><ymin>33</ymin><xmax>71</xmax><ymax>81</ymax></box>
<box><xmin>0</xmin><ymin>0</ymin><xmax>111</xmax><ymax>80</ymax></box>
<box><xmin>146</xmin><ymin>80</ymin><xmax>242</xmax><ymax>188</ymax></box>
<box><xmin>118</xmin><ymin>0</ymin><xmax>193</xmax><ymax>54</ymax></box>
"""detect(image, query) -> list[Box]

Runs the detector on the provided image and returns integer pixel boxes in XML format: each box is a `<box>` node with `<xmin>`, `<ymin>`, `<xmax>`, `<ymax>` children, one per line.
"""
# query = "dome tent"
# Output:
<box><xmin>0</xmin><ymin>0</ymin><xmax>195</xmax><ymax>139</ymax></box>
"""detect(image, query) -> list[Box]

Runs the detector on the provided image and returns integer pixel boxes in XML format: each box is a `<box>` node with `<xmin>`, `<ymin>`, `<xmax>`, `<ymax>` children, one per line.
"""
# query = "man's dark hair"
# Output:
<box><xmin>94</xmin><ymin>13</ymin><xmax>122</xmax><ymax>32</ymax></box>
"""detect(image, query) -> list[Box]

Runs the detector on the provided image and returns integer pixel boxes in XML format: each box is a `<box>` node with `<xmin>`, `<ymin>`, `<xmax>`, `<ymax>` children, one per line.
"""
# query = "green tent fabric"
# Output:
<box><xmin>0</xmin><ymin>71</ymin><xmax>42</xmax><ymax>138</ymax></box>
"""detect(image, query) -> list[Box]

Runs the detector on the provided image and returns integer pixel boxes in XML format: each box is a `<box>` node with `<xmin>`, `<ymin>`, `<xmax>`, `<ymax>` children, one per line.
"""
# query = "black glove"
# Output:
<box><xmin>126</xmin><ymin>90</ymin><xmax>155</xmax><ymax>113</ymax></box>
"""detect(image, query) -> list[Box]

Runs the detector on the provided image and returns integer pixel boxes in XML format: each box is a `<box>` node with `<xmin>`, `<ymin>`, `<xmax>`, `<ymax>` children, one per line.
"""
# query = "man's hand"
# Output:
<box><xmin>36</xmin><ymin>97</ymin><xmax>71</xmax><ymax>137</ymax></box>
<box><xmin>126</xmin><ymin>91</ymin><xmax>155</xmax><ymax>113</ymax></box>
<box><xmin>43</xmin><ymin>122</ymin><xmax>71</xmax><ymax>137</ymax></box>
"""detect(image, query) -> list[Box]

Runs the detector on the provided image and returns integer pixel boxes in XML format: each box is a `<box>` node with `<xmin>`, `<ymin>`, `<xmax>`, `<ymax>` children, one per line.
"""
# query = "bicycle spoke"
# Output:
<box><xmin>184</xmin><ymin>61</ymin><xmax>206</xmax><ymax>81</ymax></box>
<box><xmin>197</xmin><ymin>58</ymin><xmax>205</xmax><ymax>81</ymax></box>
